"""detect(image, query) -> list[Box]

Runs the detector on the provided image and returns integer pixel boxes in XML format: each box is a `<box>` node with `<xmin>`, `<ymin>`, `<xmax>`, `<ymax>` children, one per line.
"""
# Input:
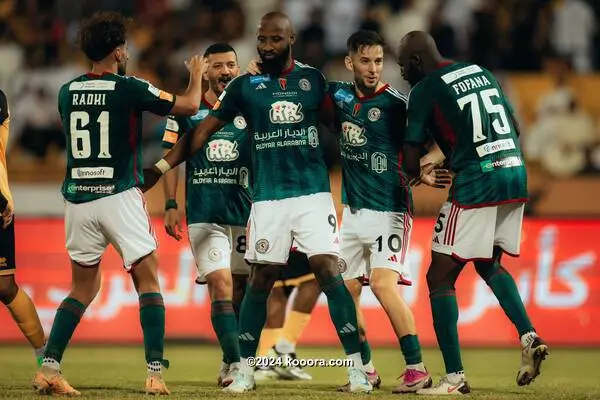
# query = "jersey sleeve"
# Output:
<box><xmin>209</xmin><ymin>75</ymin><xmax>244</xmax><ymax>123</ymax></box>
<box><xmin>404</xmin><ymin>83</ymin><xmax>432</xmax><ymax>145</ymax></box>
<box><xmin>390</xmin><ymin>96</ymin><xmax>408</xmax><ymax>142</ymax></box>
<box><xmin>128</xmin><ymin>77</ymin><xmax>176</xmax><ymax>116</ymax></box>
<box><xmin>0</xmin><ymin>89</ymin><xmax>8</xmax><ymax>125</ymax></box>
<box><xmin>161</xmin><ymin>115</ymin><xmax>186</xmax><ymax>149</ymax></box>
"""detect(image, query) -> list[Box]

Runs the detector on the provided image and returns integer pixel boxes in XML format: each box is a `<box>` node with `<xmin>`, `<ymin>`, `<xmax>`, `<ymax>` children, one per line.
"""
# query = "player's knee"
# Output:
<box><xmin>206</xmin><ymin>270</ymin><xmax>233</xmax><ymax>301</ymax></box>
<box><xmin>474</xmin><ymin>261</ymin><xmax>506</xmax><ymax>283</ymax></box>
<box><xmin>368</xmin><ymin>269</ymin><xmax>396</xmax><ymax>297</ymax></box>
<box><xmin>248</xmin><ymin>264</ymin><xmax>279</xmax><ymax>291</ymax></box>
<box><xmin>0</xmin><ymin>275</ymin><xmax>18</xmax><ymax>304</ymax></box>
<box><xmin>308</xmin><ymin>254</ymin><xmax>339</xmax><ymax>282</ymax></box>
<box><xmin>345</xmin><ymin>278</ymin><xmax>362</xmax><ymax>298</ymax></box>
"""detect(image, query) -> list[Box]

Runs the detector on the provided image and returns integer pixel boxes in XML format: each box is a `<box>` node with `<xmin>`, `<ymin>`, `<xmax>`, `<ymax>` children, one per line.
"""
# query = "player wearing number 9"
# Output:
<box><xmin>398</xmin><ymin>31</ymin><xmax>548</xmax><ymax>395</ymax></box>
<box><xmin>33</xmin><ymin>11</ymin><xmax>206</xmax><ymax>397</ymax></box>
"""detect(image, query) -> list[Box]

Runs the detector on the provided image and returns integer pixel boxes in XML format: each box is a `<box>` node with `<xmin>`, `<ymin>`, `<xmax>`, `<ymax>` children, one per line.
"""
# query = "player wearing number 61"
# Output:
<box><xmin>32</xmin><ymin>11</ymin><xmax>207</xmax><ymax>397</ymax></box>
<box><xmin>398</xmin><ymin>31</ymin><xmax>549</xmax><ymax>395</ymax></box>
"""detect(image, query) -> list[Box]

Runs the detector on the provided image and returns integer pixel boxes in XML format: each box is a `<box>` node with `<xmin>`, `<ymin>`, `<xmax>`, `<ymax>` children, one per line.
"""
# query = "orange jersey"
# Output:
<box><xmin>0</xmin><ymin>89</ymin><xmax>13</xmax><ymax>211</ymax></box>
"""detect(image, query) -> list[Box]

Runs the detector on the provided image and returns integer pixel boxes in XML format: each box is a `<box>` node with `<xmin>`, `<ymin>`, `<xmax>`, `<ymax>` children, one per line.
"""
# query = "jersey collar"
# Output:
<box><xmin>86</xmin><ymin>71</ymin><xmax>114</xmax><ymax>78</ymax></box>
<box><xmin>355</xmin><ymin>83</ymin><xmax>389</xmax><ymax>101</ymax></box>
<box><xmin>436</xmin><ymin>61</ymin><xmax>454</xmax><ymax>69</ymax></box>
<box><xmin>201</xmin><ymin>95</ymin><xmax>214</xmax><ymax>109</ymax></box>
<box><xmin>280</xmin><ymin>59</ymin><xmax>296</xmax><ymax>76</ymax></box>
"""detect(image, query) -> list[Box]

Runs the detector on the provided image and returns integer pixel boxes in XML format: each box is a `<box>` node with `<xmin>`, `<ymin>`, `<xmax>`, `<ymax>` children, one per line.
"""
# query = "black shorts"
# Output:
<box><xmin>0</xmin><ymin>218</ymin><xmax>16</xmax><ymax>276</ymax></box>
<box><xmin>274</xmin><ymin>251</ymin><xmax>315</xmax><ymax>291</ymax></box>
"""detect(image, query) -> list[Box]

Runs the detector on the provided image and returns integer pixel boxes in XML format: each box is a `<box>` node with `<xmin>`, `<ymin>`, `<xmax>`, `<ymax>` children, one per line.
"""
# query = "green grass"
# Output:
<box><xmin>0</xmin><ymin>344</ymin><xmax>598</xmax><ymax>399</ymax></box>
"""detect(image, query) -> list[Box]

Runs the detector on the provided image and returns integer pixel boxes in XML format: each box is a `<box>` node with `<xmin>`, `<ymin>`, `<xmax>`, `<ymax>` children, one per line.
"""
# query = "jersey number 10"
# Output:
<box><xmin>457</xmin><ymin>88</ymin><xmax>511</xmax><ymax>143</ymax></box>
<box><xmin>70</xmin><ymin>111</ymin><xmax>111</xmax><ymax>159</ymax></box>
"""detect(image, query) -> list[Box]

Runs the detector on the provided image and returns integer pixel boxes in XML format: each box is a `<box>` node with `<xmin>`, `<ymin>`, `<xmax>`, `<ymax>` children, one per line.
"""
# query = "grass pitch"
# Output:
<box><xmin>0</xmin><ymin>344</ymin><xmax>598</xmax><ymax>399</ymax></box>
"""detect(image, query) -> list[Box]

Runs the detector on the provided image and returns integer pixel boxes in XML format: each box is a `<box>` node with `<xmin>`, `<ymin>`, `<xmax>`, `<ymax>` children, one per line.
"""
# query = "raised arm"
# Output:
<box><xmin>170</xmin><ymin>56</ymin><xmax>208</xmax><ymax>115</ymax></box>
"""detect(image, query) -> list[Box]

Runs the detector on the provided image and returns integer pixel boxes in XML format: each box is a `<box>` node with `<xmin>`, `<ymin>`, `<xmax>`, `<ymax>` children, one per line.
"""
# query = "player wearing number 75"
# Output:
<box><xmin>398</xmin><ymin>31</ymin><xmax>548</xmax><ymax>395</ymax></box>
<box><xmin>32</xmin><ymin>11</ymin><xmax>207</xmax><ymax>397</ymax></box>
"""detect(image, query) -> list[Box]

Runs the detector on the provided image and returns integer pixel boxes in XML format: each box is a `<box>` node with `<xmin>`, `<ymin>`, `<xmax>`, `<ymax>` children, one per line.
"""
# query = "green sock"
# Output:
<box><xmin>360</xmin><ymin>340</ymin><xmax>372</xmax><ymax>365</ymax></box>
<box><xmin>238</xmin><ymin>285</ymin><xmax>270</xmax><ymax>359</ymax></box>
<box><xmin>400</xmin><ymin>334</ymin><xmax>423</xmax><ymax>365</ymax></box>
<box><xmin>139</xmin><ymin>293</ymin><xmax>166</xmax><ymax>365</ymax></box>
<box><xmin>211</xmin><ymin>300</ymin><xmax>240</xmax><ymax>365</ymax></box>
<box><xmin>319</xmin><ymin>274</ymin><xmax>361</xmax><ymax>355</ymax></box>
<box><xmin>487</xmin><ymin>268</ymin><xmax>535</xmax><ymax>337</ymax></box>
<box><xmin>44</xmin><ymin>297</ymin><xmax>86</xmax><ymax>362</ymax></box>
<box><xmin>430</xmin><ymin>288</ymin><xmax>463</xmax><ymax>374</ymax></box>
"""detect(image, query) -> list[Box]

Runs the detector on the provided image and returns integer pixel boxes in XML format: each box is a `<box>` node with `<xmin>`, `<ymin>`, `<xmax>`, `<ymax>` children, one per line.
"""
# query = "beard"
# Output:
<box><xmin>259</xmin><ymin>45</ymin><xmax>291</xmax><ymax>74</ymax></box>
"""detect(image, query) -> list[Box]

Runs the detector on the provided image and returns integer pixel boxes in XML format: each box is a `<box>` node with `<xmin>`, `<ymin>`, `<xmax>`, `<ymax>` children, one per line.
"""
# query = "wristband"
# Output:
<box><xmin>155</xmin><ymin>159</ymin><xmax>171</xmax><ymax>174</ymax></box>
<box><xmin>165</xmin><ymin>199</ymin><xmax>178</xmax><ymax>210</ymax></box>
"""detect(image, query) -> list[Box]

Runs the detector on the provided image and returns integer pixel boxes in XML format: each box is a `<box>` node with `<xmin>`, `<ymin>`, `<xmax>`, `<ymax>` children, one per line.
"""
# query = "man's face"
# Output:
<box><xmin>256</xmin><ymin>20</ymin><xmax>293</xmax><ymax>72</ymax></box>
<box><xmin>347</xmin><ymin>45</ymin><xmax>384</xmax><ymax>90</ymax></box>
<box><xmin>205</xmin><ymin>51</ymin><xmax>239</xmax><ymax>96</ymax></box>
<box><xmin>116</xmin><ymin>43</ymin><xmax>128</xmax><ymax>76</ymax></box>
<box><xmin>396</xmin><ymin>42</ymin><xmax>424</xmax><ymax>87</ymax></box>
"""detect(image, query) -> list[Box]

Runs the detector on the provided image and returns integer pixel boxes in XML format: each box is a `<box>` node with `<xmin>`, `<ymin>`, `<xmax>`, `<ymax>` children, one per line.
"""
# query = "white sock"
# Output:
<box><xmin>34</xmin><ymin>342</ymin><xmax>46</xmax><ymax>358</ymax></box>
<box><xmin>147</xmin><ymin>361</ymin><xmax>162</xmax><ymax>375</ymax></box>
<box><xmin>520</xmin><ymin>331</ymin><xmax>537</xmax><ymax>348</ymax></box>
<box><xmin>447</xmin><ymin>371</ymin><xmax>465</xmax><ymax>383</ymax></box>
<box><xmin>42</xmin><ymin>357</ymin><xmax>60</xmax><ymax>371</ymax></box>
<box><xmin>240</xmin><ymin>357</ymin><xmax>254</xmax><ymax>376</ymax></box>
<box><xmin>275</xmin><ymin>338</ymin><xmax>295</xmax><ymax>354</ymax></box>
<box><xmin>406</xmin><ymin>362</ymin><xmax>426</xmax><ymax>372</ymax></box>
<box><xmin>348</xmin><ymin>352</ymin><xmax>363</xmax><ymax>369</ymax></box>
<box><xmin>229</xmin><ymin>361</ymin><xmax>240</xmax><ymax>370</ymax></box>
<box><xmin>363</xmin><ymin>361</ymin><xmax>375</xmax><ymax>373</ymax></box>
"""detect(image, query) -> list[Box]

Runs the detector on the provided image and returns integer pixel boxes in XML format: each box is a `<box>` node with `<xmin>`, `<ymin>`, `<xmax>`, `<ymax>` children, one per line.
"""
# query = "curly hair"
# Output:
<box><xmin>79</xmin><ymin>11</ymin><xmax>130</xmax><ymax>62</ymax></box>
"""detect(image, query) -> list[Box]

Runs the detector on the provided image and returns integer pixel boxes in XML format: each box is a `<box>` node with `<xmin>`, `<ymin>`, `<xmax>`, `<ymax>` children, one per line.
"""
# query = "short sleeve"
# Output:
<box><xmin>128</xmin><ymin>77</ymin><xmax>176</xmax><ymax>116</ymax></box>
<box><xmin>404</xmin><ymin>83</ymin><xmax>432</xmax><ymax>145</ymax></box>
<box><xmin>0</xmin><ymin>90</ymin><xmax>8</xmax><ymax>125</ymax></box>
<box><xmin>161</xmin><ymin>115</ymin><xmax>187</xmax><ymax>149</ymax></box>
<box><xmin>209</xmin><ymin>75</ymin><xmax>244</xmax><ymax>123</ymax></box>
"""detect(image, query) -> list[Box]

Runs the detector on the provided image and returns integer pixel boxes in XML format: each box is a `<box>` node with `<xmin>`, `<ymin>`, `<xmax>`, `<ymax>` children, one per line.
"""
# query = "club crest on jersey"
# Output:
<box><xmin>239</xmin><ymin>167</ymin><xmax>249</xmax><ymax>189</ymax></box>
<box><xmin>278</xmin><ymin>78</ymin><xmax>287</xmax><ymax>90</ymax></box>
<box><xmin>368</xmin><ymin>107</ymin><xmax>381</xmax><ymax>122</ymax></box>
<box><xmin>233</xmin><ymin>116</ymin><xmax>247</xmax><ymax>129</ymax></box>
<box><xmin>341</xmin><ymin>121</ymin><xmax>367</xmax><ymax>146</ymax></box>
<box><xmin>206</xmin><ymin>139</ymin><xmax>239</xmax><ymax>162</ymax></box>
<box><xmin>269</xmin><ymin>101</ymin><xmax>304</xmax><ymax>123</ymax></box>
<box><xmin>334</xmin><ymin>89</ymin><xmax>354</xmax><ymax>103</ymax></box>
<box><xmin>255</xmin><ymin>239</ymin><xmax>270</xmax><ymax>254</ymax></box>
<box><xmin>352</xmin><ymin>103</ymin><xmax>362</xmax><ymax>117</ymax></box>
<box><xmin>208</xmin><ymin>248</ymin><xmax>222</xmax><ymax>262</ymax></box>
<box><xmin>191</xmin><ymin>109</ymin><xmax>209</xmax><ymax>120</ymax></box>
<box><xmin>299</xmin><ymin>78</ymin><xmax>311</xmax><ymax>91</ymax></box>
<box><xmin>250</xmin><ymin>74</ymin><xmax>271</xmax><ymax>85</ymax></box>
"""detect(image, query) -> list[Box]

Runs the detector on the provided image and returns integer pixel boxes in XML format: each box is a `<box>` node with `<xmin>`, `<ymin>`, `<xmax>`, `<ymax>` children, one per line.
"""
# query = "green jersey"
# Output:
<box><xmin>162</xmin><ymin>97</ymin><xmax>252</xmax><ymax>226</ymax></box>
<box><xmin>58</xmin><ymin>73</ymin><xmax>175</xmax><ymax>203</ymax></box>
<box><xmin>210</xmin><ymin>60</ymin><xmax>330</xmax><ymax>202</ymax></box>
<box><xmin>329</xmin><ymin>81</ymin><xmax>412</xmax><ymax>213</ymax></box>
<box><xmin>404</xmin><ymin>62</ymin><xmax>528</xmax><ymax>207</ymax></box>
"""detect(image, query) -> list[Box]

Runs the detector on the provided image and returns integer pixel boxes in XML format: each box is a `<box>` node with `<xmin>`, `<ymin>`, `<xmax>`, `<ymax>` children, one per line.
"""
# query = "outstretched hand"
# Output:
<box><xmin>411</xmin><ymin>163</ymin><xmax>453</xmax><ymax>189</ymax></box>
<box><xmin>141</xmin><ymin>166</ymin><xmax>163</xmax><ymax>193</ymax></box>
<box><xmin>246</xmin><ymin>58</ymin><xmax>262</xmax><ymax>75</ymax></box>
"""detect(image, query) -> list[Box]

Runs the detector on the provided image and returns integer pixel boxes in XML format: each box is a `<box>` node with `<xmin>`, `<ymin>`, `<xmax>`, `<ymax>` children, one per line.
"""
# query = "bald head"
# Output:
<box><xmin>396</xmin><ymin>31</ymin><xmax>445</xmax><ymax>87</ymax></box>
<box><xmin>257</xmin><ymin>12</ymin><xmax>295</xmax><ymax>74</ymax></box>
<box><xmin>259</xmin><ymin>12</ymin><xmax>294</xmax><ymax>35</ymax></box>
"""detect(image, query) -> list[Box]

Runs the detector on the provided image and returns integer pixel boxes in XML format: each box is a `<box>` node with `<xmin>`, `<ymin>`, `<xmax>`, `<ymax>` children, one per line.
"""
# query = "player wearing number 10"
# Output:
<box><xmin>32</xmin><ymin>11</ymin><xmax>206</xmax><ymax>396</ymax></box>
<box><xmin>398</xmin><ymin>31</ymin><xmax>548</xmax><ymax>395</ymax></box>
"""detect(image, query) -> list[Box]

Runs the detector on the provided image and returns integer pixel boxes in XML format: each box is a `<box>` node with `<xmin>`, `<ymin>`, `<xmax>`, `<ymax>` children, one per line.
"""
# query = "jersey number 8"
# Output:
<box><xmin>70</xmin><ymin>111</ymin><xmax>111</xmax><ymax>159</ymax></box>
<box><xmin>457</xmin><ymin>88</ymin><xmax>511</xmax><ymax>144</ymax></box>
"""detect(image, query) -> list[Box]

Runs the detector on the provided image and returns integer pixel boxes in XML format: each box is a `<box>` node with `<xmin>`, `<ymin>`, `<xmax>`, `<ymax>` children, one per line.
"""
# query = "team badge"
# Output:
<box><xmin>337</xmin><ymin>258</ymin><xmax>348</xmax><ymax>273</ymax></box>
<box><xmin>208</xmin><ymin>248</ymin><xmax>222</xmax><ymax>262</ymax></box>
<box><xmin>368</xmin><ymin>107</ymin><xmax>381</xmax><ymax>121</ymax></box>
<box><xmin>233</xmin><ymin>116</ymin><xmax>247</xmax><ymax>129</ymax></box>
<box><xmin>352</xmin><ymin>103</ymin><xmax>362</xmax><ymax>117</ymax></box>
<box><xmin>299</xmin><ymin>78</ymin><xmax>311</xmax><ymax>91</ymax></box>
<box><xmin>255</xmin><ymin>239</ymin><xmax>270</xmax><ymax>254</ymax></box>
<box><xmin>278</xmin><ymin>78</ymin><xmax>287</xmax><ymax>90</ymax></box>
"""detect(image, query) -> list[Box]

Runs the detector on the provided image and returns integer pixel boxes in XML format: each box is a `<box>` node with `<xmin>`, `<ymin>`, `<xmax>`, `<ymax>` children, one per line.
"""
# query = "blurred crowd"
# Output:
<box><xmin>1</xmin><ymin>0</ymin><xmax>599</xmax><ymax>178</ymax></box>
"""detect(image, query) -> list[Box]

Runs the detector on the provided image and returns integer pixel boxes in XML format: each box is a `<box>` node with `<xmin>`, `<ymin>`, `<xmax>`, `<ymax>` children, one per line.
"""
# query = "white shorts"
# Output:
<box><xmin>65</xmin><ymin>187</ymin><xmax>156</xmax><ymax>270</ymax></box>
<box><xmin>245</xmin><ymin>192</ymin><xmax>339</xmax><ymax>265</ymax></box>
<box><xmin>432</xmin><ymin>201</ymin><xmax>525</xmax><ymax>261</ymax></box>
<box><xmin>338</xmin><ymin>206</ymin><xmax>412</xmax><ymax>285</ymax></box>
<box><xmin>188</xmin><ymin>223</ymin><xmax>250</xmax><ymax>283</ymax></box>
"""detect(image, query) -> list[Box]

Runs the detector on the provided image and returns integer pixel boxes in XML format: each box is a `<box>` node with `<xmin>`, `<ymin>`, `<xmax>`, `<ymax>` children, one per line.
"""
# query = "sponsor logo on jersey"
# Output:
<box><xmin>367</xmin><ymin>107</ymin><xmax>381</xmax><ymax>122</ymax></box>
<box><xmin>476</xmin><ymin>138</ymin><xmax>515</xmax><ymax>157</ymax></box>
<box><xmin>371</xmin><ymin>152</ymin><xmax>388</xmax><ymax>173</ymax></box>
<box><xmin>206</xmin><ymin>139</ymin><xmax>240</xmax><ymax>162</ymax></box>
<box><xmin>256</xmin><ymin>83</ymin><xmax>267</xmax><ymax>90</ymax></box>
<box><xmin>269</xmin><ymin>101</ymin><xmax>304</xmax><ymax>123</ymax></box>
<box><xmin>66</xmin><ymin>183</ymin><xmax>115</xmax><ymax>195</ymax></box>
<box><xmin>239</xmin><ymin>167</ymin><xmax>249</xmax><ymax>188</ymax></box>
<box><xmin>333</xmin><ymin>89</ymin><xmax>354</xmax><ymax>103</ymax></box>
<box><xmin>162</xmin><ymin>130</ymin><xmax>178</xmax><ymax>144</ymax></box>
<box><xmin>341</xmin><ymin>121</ymin><xmax>367</xmax><ymax>146</ymax></box>
<box><xmin>440</xmin><ymin>64</ymin><xmax>483</xmax><ymax>84</ymax></box>
<box><xmin>480</xmin><ymin>156</ymin><xmax>523</xmax><ymax>173</ymax></box>
<box><xmin>278</xmin><ymin>78</ymin><xmax>287</xmax><ymax>90</ymax></box>
<box><xmin>69</xmin><ymin>80</ymin><xmax>116</xmax><ymax>91</ymax></box>
<box><xmin>307</xmin><ymin>125</ymin><xmax>319</xmax><ymax>148</ymax></box>
<box><xmin>299</xmin><ymin>78</ymin><xmax>311</xmax><ymax>91</ymax></box>
<box><xmin>71</xmin><ymin>167</ymin><xmax>114</xmax><ymax>179</ymax></box>
<box><xmin>250</xmin><ymin>74</ymin><xmax>271</xmax><ymax>85</ymax></box>
<box><xmin>352</xmin><ymin>103</ymin><xmax>362</xmax><ymax>117</ymax></box>
<box><xmin>233</xmin><ymin>116</ymin><xmax>247</xmax><ymax>129</ymax></box>
<box><xmin>165</xmin><ymin>118</ymin><xmax>179</xmax><ymax>131</ymax></box>
<box><xmin>191</xmin><ymin>109</ymin><xmax>210</xmax><ymax>120</ymax></box>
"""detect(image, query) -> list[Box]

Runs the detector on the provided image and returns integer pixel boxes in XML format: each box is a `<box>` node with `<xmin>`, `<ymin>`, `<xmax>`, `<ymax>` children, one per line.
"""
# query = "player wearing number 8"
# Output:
<box><xmin>398</xmin><ymin>31</ymin><xmax>548</xmax><ymax>395</ymax></box>
<box><xmin>33</xmin><ymin>11</ymin><xmax>206</xmax><ymax>396</ymax></box>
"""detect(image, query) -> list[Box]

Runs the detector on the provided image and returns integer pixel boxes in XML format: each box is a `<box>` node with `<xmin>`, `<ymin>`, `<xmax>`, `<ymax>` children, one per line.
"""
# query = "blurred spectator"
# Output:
<box><xmin>550</xmin><ymin>0</ymin><xmax>596</xmax><ymax>72</ymax></box>
<box><xmin>429</xmin><ymin>3</ymin><xmax>456</xmax><ymax>59</ymax></box>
